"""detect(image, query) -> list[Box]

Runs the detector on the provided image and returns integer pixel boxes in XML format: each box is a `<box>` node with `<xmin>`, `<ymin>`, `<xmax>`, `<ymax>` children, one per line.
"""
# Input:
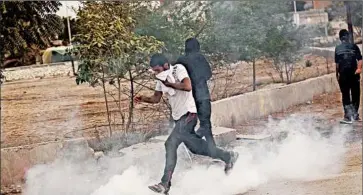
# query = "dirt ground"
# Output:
<box><xmin>3</xmin><ymin>92</ymin><xmax>360</xmax><ymax>195</ymax></box>
<box><xmin>235</xmin><ymin>92</ymin><xmax>362</xmax><ymax>195</ymax></box>
<box><xmin>2</xmin><ymin>88</ymin><xmax>362</xmax><ymax>194</ymax></box>
<box><xmin>236</xmin><ymin>90</ymin><xmax>363</xmax><ymax>135</ymax></box>
<box><xmin>1</xmin><ymin>54</ymin><xmax>335</xmax><ymax>148</ymax></box>
<box><xmin>242</xmin><ymin>143</ymin><xmax>362</xmax><ymax>195</ymax></box>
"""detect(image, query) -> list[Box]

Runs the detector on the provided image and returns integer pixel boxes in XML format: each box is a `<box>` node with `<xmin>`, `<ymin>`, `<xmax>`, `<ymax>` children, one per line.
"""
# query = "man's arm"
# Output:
<box><xmin>162</xmin><ymin>78</ymin><xmax>192</xmax><ymax>92</ymax></box>
<box><xmin>354</xmin><ymin>44</ymin><xmax>362</xmax><ymax>74</ymax></box>
<box><xmin>336</xmin><ymin>63</ymin><xmax>340</xmax><ymax>80</ymax></box>
<box><xmin>135</xmin><ymin>91</ymin><xmax>163</xmax><ymax>104</ymax></box>
<box><xmin>335</xmin><ymin>47</ymin><xmax>340</xmax><ymax>80</ymax></box>
<box><xmin>357</xmin><ymin>60</ymin><xmax>362</xmax><ymax>74</ymax></box>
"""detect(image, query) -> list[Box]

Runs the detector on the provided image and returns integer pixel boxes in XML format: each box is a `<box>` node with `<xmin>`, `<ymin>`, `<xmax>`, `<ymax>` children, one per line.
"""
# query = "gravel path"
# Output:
<box><xmin>2</xmin><ymin>62</ymin><xmax>78</xmax><ymax>81</ymax></box>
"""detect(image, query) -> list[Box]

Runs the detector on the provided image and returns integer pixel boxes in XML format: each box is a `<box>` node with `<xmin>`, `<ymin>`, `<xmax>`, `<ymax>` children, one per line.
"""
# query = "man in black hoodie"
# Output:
<box><xmin>175</xmin><ymin>38</ymin><xmax>216</xmax><ymax>148</ymax></box>
<box><xmin>335</xmin><ymin>29</ymin><xmax>362</xmax><ymax>124</ymax></box>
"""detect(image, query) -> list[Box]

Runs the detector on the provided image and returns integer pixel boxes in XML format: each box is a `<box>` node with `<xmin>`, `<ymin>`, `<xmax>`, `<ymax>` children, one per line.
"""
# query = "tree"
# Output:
<box><xmin>200</xmin><ymin>1</ymin><xmax>292</xmax><ymax>89</ymax></box>
<box><xmin>135</xmin><ymin>1</ymin><xmax>212</xmax><ymax>62</ymax></box>
<box><xmin>1</xmin><ymin>1</ymin><xmax>63</xmax><ymax>61</ymax></box>
<box><xmin>58</xmin><ymin>17</ymin><xmax>78</xmax><ymax>42</ymax></box>
<box><xmin>326</xmin><ymin>1</ymin><xmax>363</xmax><ymax>38</ymax></box>
<box><xmin>204</xmin><ymin>1</ymin><xmax>318</xmax><ymax>86</ymax></box>
<box><xmin>74</xmin><ymin>2</ymin><xmax>163</xmax><ymax>134</ymax></box>
<box><xmin>263</xmin><ymin>22</ymin><xmax>312</xmax><ymax>84</ymax></box>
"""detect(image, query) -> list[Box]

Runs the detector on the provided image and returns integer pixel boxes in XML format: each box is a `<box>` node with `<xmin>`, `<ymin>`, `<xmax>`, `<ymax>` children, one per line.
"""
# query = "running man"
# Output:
<box><xmin>175</xmin><ymin>38</ymin><xmax>215</xmax><ymax>147</ymax></box>
<box><xmin>135</xmin><ymin>53</ymin><xmax>239</xmax><ymax>194</ymax></box>
<box><xmin>335</xmin><ymin>29</ymin><xmax>362</xmax><ymax>123</ymax></box>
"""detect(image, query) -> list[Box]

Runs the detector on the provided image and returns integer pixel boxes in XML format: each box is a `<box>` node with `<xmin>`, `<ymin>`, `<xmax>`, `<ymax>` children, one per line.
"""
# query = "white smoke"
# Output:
<box><xmin>23</xmin><ymin>114</ymin><xmax>351</xmax><ymax>195</ymax></box>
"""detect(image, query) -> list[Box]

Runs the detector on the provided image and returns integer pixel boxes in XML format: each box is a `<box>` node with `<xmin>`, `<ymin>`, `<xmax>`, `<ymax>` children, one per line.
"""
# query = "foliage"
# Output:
<box><xmin>204</xmin><ymin>1</ymin><xmax>321</xmax><ymax>85</ymax></box>
<box><xmin>135</xmin><ymin>1</ymin><xmax>212</xmax><ymax>62</ymax></box>
<box><xmin>58</xmin><ymin>17</ymin><xmax>79</xmax><ymax>42</ymax></box>
<box><xmin>326</xmin><ymin>1</ymin><xmax>363</xmax><ymax>40</ymax></box>
<box><xmin>204</xmin><ymin>1</ymin><xmax>290</xmax><ymax>62</ymax></box>
<box><xmin>137</xmin><ymin>0</ymin><xmax>315</xmax><ymax>87</ymax></box>
<box><xmin>74</xmin><ymin>2</ymin><xmax>163</xmax><ymax>84</ymax></box>
<box><xmin>326</xmin><ymin>1</ymin><xmax>362</xmax><ymax>27</ymax></box>
<box><xmin>73</xmin><ymin>2</ymin><xmax>164</xmax><ymax>133</ymax></box>
<box><xmin>264</xmin><ymin>21</ymin><xmax>311</xmax><ymax>84</ymax></box>
<box><xmin>305</xmin><ymin>60</ymin><xmax>313</xmax><ymax>67</ymax></box>
<box><xmin>1</xmin><ymin>1</ymin><xmax>63</xmax><ymax>59</ymax></box>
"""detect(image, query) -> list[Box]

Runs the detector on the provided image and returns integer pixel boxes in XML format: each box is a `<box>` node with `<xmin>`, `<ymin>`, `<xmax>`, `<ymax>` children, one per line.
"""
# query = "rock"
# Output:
<box><xmin>94</xmin><ymin>151</ymin><xmax>104</xmax><ymax>160</ymax></box>
<box><xmin>64</xmin><ymin>134</ymin><xmax>73</xmax><ymax>138</ymax></box>
<box><xmin>89</xmin><ymin>147</ymin><xmax>95</xmax><ymax>154</ymax></box>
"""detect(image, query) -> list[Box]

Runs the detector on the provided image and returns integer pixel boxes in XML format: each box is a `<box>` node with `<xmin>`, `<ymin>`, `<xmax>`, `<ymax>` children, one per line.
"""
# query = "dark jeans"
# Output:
<box><xmin>195</xmin><ymin>99</ymin><xmax>216</xmax><ymax>147</ymax></box>
<box><xmin>338</xmin><ymin>74</ymin><xmax>360</xmax><ymax>114</ymax></box>
<box><xmin>161</xmin><ymin>112</ymin><xmax>231</xmax><ymax>186</ymax></box>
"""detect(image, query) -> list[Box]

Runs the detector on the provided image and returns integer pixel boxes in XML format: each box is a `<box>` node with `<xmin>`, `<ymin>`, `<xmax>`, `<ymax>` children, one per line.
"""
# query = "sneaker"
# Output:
<box><xmin>224</xmin><ymin>151</ymin><xmax>239</xmax><ymax>174</ymax></box>
<box><xmin>350</xmin><ymin>104</ymin><xmax>360</xmax><ymax>121</ymax></box>
<box><xmin>340</xmin><ymin>117</ymin><xmax>353</xmax><ymax>124</ymax></box>
<box><xmin>148</xmin><ymin>183</ymin><xmax>170</xmax><ymax>195</ymax></box>
<box><xmin>353</xmin><ymin>114</ymin><xmax>361</xmax><ymax>121</ymax></box>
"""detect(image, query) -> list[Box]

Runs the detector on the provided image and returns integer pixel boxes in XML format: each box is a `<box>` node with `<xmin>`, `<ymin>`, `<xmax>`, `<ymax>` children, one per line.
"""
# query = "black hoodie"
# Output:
<box><xmin>175</xmin><ymin>38</ymin><xmax>212</xmax><ymax>101</ymax></box>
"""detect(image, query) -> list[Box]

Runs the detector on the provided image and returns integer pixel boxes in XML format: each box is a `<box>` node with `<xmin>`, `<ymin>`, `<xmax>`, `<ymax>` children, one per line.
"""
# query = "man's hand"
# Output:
<box><xmin>355</xmin><ymin>68</ymin><xmax>362</xmax><ymax>75</ymax></box>
<box><xmin>134</xmin><ymin>95</ymin><xmax>143</xmax><ymax>104</ymax></box>
<box><xmin>158</xmin><ymin>77</ymin><xmax>191</xmax><ymax>91</ymax></box>
<box><xmin>135</xmin><ymin>91</ymin><xmax>162</xmax><ymax>104</ymax></box>
<box><xmin>161</xmin><ymin>79</ymin><xmax>173</xmax><ymax>87</ymax></box>
<box><xmin>356</xmin><ymin>60</ymin><xmax>362</xmax><ymax>75</ymax></box>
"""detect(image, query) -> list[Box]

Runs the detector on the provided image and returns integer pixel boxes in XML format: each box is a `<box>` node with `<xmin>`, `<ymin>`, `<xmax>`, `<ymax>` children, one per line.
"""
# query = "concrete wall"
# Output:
<box><xmin>309</xmin><ymin>47</ymin><xmax>335</xmax><ymax>59</ymax></box>
<box><xmin>1</xmin><ymin>138</ymin><xmax>92</xmax><ymax>186</ymax></box>
<box><xmin>293</xmin><ymin>9</ymin><xmax>328</xmax><ymax>26</ymax></box>
<box><xmin>211</xmin><ymin>73</ymin><xmax>339</xmax><ymax>127</ymax></box>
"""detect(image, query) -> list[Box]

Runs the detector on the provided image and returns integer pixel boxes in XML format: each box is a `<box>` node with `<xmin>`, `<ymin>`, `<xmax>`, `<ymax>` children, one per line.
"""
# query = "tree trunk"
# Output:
<box><xmin>279</xmin><ymin>71</ymin><xmax>284</xmax><ymax>83</ymax></box>
<box><xmin>126</xmin><ymin>70</ymin><xmax>134</xmax><ymax>132</ymax></box>
<box><xmin>71</xmin><ymin>55</ymin><xmax>77</xmax><ymax>76</ymax></box>
<box><xmin>102</xmin><ymin>66</ymin><xmax>112</xmax><ymax>137</ymax></box>
<box><xmin>252</xmin><ymin>59</ymin><xmax>256</xmax><ymax>91</ymax></box>
<box><xmin>289</xmin><ymin>65</ymin><xmax>294</xmax><ymax>84</ymax></box>
<box><xmin>117</xmin><ymin>77</ymin><xmax>125</xmax><ymax>128</ymax></box>
<box><xmin>345</xmin><ymin>2</ymin><xmax>354</xmax><ymax>43</ymax></box>
<box><xmin>284</xmin><ymin>63</ymin><xmax>289</xmax><ymax>84</ymax></box>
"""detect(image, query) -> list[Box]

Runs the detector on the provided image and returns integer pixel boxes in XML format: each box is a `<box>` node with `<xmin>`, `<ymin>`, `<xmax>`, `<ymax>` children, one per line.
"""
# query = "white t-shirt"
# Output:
<box><xmin>155</xmin><ymin>64</ymin><xmax>197</xmax><ymax>121</ymax></box>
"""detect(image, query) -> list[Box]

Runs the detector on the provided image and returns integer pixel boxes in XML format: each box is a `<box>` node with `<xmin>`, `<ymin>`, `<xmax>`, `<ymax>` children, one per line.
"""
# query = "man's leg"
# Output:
<box><xmin>339</xmin><ymin>77</ymin><xmax>353</xmax><ymax>122</ymax></box>
<box><xmin>150</xmin><ymin>121</ymin><xmax>182</xmax><ymax>194</ymax></box>
<box><xmin>195</xmin><ymin>99</ymin><xmax>216</xmax><ymax>147</ymax></box>
<box><xmin>351</xmin><ymin>75</ymin><xmax>361</xmax><ymax>120</ymax></box>
<box><xmin>179</xmin><ymin>113</ymin><xmax>238</xmax><ymax>173</ymax></box>
<box><xmin>160</xmin><ymin>127</ymin><xmax>182</xmax><ymax>187</ymax></box>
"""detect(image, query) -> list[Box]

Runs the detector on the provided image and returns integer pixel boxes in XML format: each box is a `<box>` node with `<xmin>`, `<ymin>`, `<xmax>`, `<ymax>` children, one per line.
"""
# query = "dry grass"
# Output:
<box><xmin>1</xmin><ymin>54</ymin><xmax>335</xmax><ymax>147</ymax></box>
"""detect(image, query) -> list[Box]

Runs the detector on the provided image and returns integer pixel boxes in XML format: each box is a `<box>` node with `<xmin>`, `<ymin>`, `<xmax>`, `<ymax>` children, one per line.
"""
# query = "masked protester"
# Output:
<box><xmin>174</xmin><ymin>38</ymin><xmax>215</xmax><ymax>148</ymax></box>
<box><xmin>135</xmin><ymin>53</ymin><xmax>239</xmax><ymax>194</ymax></box>
<box><xmin>335</xmin><ymin>29</ymin><xmax>362</xmax><ymax>124</ymax></box>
